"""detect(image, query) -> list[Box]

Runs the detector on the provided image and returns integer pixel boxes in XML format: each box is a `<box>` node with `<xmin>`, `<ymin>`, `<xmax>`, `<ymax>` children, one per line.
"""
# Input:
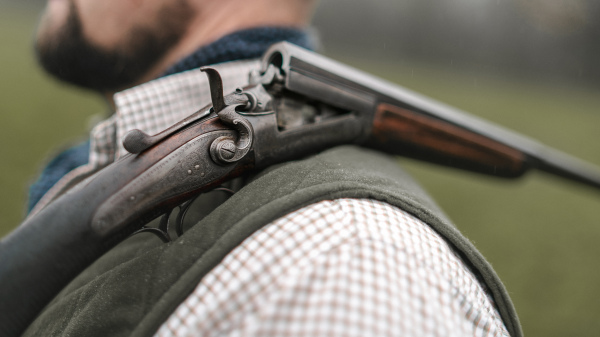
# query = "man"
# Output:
<box><xmin>21</xmin><ymin>0</ymin><xmax>520</xmax><ymax>336</ymax></box>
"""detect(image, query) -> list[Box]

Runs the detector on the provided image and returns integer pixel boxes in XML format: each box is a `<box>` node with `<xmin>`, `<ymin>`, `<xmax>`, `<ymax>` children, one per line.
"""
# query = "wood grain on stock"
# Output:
<box><xmin>366</xmin><ymin>103</ymin><xmax>528</xmax><ymax>177</ymax></box>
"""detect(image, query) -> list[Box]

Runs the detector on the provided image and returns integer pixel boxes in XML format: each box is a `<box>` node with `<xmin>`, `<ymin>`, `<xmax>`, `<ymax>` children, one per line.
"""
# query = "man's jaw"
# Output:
<box><xmin>34</xmin><ymin>0</ymin><xmax>192</xmax><ymax>95</ymax></box>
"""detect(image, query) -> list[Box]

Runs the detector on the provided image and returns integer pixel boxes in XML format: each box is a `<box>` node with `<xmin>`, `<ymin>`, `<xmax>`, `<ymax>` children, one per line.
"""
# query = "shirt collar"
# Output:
<box><xmin>88</xmin><ymin>59</ymin><xmax>260</xmax><ymax>167</ymax></box>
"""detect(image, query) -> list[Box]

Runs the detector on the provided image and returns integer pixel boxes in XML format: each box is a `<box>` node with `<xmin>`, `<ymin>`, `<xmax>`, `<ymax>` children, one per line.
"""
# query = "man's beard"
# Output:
<box><xmin>34</xmin><ymin>1</ymin><xmax>192</xmax><ymax>92</ymax></box>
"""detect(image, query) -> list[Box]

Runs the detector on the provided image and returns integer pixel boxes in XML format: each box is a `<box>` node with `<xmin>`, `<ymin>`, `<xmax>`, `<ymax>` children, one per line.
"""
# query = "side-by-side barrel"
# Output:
<box><xmin>261</xmin><ymin>42</ymin><xmax>600</xmax><ymax>191</ymax></box>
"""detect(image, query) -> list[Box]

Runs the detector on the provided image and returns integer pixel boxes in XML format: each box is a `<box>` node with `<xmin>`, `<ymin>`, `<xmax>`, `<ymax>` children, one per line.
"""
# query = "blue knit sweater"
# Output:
<box><xmin>28</xmin><ymin>27</ymin><xmax>313</xmax><ymax>212</ymax></box>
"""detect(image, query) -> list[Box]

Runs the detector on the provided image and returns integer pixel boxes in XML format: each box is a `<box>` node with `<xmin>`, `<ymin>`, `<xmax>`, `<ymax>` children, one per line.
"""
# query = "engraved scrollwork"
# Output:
<box><xmin>209</xmin><ymin>104</ymin><xmax>254</xmax><ymax>165</ymax></box>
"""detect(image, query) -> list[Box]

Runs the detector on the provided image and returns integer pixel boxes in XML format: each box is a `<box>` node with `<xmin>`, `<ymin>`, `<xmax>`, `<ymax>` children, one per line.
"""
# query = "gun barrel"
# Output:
<box><xmin>262</xmin><ymin>42</ymin><xmax>600</xmax><ymax>191</ymax></box>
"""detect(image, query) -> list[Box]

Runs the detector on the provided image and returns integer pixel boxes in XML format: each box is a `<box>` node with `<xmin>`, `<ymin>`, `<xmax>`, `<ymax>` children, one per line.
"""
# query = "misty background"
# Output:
<box><xmin>1</xmin><ymin>0</ymin><xmax>599</xmax><ymax>336</ymax></box>
<box><xmin>314</xmin><ymin>0</ymin><xmax>600</xmax><ymax>86</ymax></box>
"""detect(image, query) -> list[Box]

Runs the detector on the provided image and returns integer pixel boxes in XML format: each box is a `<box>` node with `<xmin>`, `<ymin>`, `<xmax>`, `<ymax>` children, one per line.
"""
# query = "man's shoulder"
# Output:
<box><xmin>157</xmin><ymin>198</ymin><xmax>510</xmax><ymax>337</ymax></box>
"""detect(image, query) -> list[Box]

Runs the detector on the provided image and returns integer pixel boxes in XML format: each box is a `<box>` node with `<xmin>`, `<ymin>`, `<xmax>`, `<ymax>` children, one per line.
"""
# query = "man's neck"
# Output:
<box><xmin>100</xmin><ymin>0</ymin><xmax>316</xmax><ymax>106</ymax></box>
<box><xmin>103</xmin><ymin>25</ymin><xmax>314</xmax><ymax>110</ymax></box>
<box><xmin>128</xmin><ymin>0</ymin><xmax>312</xmax><ymax>90</ymax></box>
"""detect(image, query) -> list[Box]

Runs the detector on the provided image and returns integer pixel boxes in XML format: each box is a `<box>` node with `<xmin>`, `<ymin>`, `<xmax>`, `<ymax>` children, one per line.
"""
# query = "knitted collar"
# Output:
<box><xmin>161</xmin><ymin>26</ymin><xmax>314</xmax><ymax>77</ymax></box>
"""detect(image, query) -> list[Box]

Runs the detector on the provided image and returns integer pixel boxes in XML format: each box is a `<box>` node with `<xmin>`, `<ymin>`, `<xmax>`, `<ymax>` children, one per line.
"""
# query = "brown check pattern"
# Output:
<box><xmin>156</xmin><ymin>199</ymin><xmax>509</xmax><ymax>337</ymax></box>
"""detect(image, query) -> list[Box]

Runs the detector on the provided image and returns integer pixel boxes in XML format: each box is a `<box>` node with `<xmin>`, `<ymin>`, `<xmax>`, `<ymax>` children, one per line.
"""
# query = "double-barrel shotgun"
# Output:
<box><xmin>1</xmin><ymin>42</ymin><xmax>599</xmax><ymax>336</ymax></box>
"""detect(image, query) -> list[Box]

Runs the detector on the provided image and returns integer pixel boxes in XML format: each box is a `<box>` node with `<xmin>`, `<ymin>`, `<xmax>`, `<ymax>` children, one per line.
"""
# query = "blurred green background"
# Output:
<box><xmin>1</xmin><ymin>1</ymin><xmax>599</xmax><ymax>336</ymax></box>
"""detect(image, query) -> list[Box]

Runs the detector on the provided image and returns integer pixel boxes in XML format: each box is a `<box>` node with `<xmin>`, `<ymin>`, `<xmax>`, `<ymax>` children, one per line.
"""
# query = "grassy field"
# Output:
<box><xmin>2</xmin><ymin>5</ymin><xmax>600</xmax><ymax>337</ymax></box>
<box><xmin>0</xmin><ymin>5</ymin><xmax>103</xmax><ymax>230</ymax></box>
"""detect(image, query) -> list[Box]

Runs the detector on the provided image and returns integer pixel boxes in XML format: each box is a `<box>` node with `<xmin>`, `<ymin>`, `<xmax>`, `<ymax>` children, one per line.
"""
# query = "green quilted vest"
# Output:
<box><xmin>23</xmin><ymin>145</ymin><xmax>522</xmax><ymax>337</ymax></box>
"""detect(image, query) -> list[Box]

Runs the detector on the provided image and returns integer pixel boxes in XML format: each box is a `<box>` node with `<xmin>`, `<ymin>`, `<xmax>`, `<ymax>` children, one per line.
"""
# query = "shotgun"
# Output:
<box><xmin>1</xmin><ymin>42</ymin><xmax>599</xmax><ymax>336</ymax></box>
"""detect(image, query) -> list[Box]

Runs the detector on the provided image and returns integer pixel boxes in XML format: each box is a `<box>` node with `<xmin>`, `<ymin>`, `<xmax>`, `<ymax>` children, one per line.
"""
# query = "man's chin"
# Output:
<box><xmin>35</xmin><ymin>41</ymin><xmax>139</xmax><ymax>93</ymax></box>
<box><xmin>34</xmin><ymin>1</ymin><xmax>138</xmax><ymax>92</ymax></box>
<box><xmin>34</xmin><ymin>0</ymin><xmax>193</xmax><ymax>93</ymax></box>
